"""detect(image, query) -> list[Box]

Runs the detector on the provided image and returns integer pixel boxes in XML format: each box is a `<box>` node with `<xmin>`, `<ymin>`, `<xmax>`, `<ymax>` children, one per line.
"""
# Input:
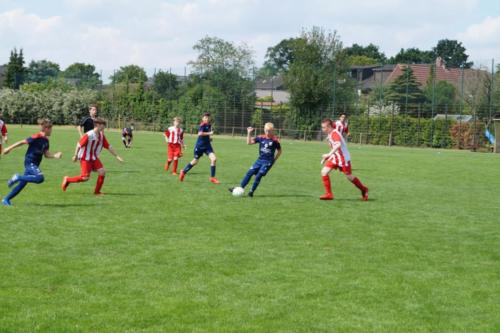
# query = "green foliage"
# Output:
<box><xmin>152</xmin><ymin>70</ymin><xmax>179</xmax><ymax>99</ymax></box>
<box><xmin>4</xmin><ymin>48</ymin><xmax>26</xmax><ymax>89</ymax></box>
<box><xmin>348</xmin><ymin>55</ymin><xmax>378</xmax><ymax>66</ymax></box>
<box><xmin>25</xmin><ymin>60</ymin><xmax>60</xmax><ymax>83</ymax></box>
<box><xmin>389</xmin><ymin>48</ymin><xmax>434</xmax><ymax>64</ymax></box>
<box><xmin>387</xmin><ymin>66</ymin><xmax>425</xmax><ymax>115</ymax></box>
<box><xmin>111</xmin><ymin>65</ymin><xmax>148</xmax><ymax>84</ymax></box>
<box><xmin>433</xmin><ymin>39</ymin><xmax>473</xmax><ymax>68</ymax></box>
<box><xmin>62</xmin><ymin>63</ymin><xmax>102</xmax><ymax>89</ymax></box>
<box><xmin>345</xmin><ymin>43</ymin><xmax>387</xmax><ymax>63</ymax></box>
<box><xmin>424</xmin><ymin>80</ymin><xmax>458</xmax><ymax>116</ymax></box>
<box><xmin>263</xmin><ymin>38</ymin><xmax>306</xmax><ymax>75</ymax></box>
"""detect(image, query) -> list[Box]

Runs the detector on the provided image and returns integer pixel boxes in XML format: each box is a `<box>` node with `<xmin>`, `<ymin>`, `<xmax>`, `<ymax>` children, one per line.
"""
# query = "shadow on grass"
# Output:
<box><xmin>30</xmin><ymin>203</ymin><xmax>95</xmax><ymax>208</ymax></box>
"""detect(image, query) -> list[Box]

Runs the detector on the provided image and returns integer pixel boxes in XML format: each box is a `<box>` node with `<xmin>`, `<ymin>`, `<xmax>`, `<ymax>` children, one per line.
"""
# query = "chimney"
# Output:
<box><xmin>436</xmin><ymin>57</ymin><xmax>445</xmax><ymax>69</ymax></box>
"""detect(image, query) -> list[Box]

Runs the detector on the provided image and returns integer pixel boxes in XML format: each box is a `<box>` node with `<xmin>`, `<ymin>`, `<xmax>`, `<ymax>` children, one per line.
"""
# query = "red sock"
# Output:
<box><xmin>165</xmin><ymin>160</ymin><xmax>172</xmax><ymax>170</ymax></box>
<box><xmin>95</xmin><ymin>175</ymin><xmax>105</xmax><ymax>194</ymax></box>
<box><xmin>322</xmin><ymin>175</ymin><xmax>332</xmax><ymax>194</ymax></box>
<box><xmin>351</xmin><ymin>177</ymin><xmax>367</xmax><ymax>192</ymax></box>
<box><xmin>67</xmin><ymin>176</ymin><xmax>85</xmax><ymax>183</ymax></box>
<box><xmin>173</xmin><ymin>159</ymin><xmax>179</xmax><ymax>173</ymax></box>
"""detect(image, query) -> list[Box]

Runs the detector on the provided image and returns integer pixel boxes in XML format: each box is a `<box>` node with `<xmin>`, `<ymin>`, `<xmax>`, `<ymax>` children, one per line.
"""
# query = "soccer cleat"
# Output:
<box><xmin>164</xmin><ymin>164</ymin><xmax>169</xmax><ymax>171</ymax></box>
<box><xmin>248</xmin><ymin>191</ymin><xmax>254</xmax><ymax>198</ymax></box>
<box><xmin>362</xmin><ymin>188</ymin><xmax>369</xmax><ymax>201</ymax></box>
<box><xmin>2</xmin><ymin>198</ymin><xmax>12</xmax><ymax>206</ymax></box>
<box><xmin>61</xmin><ymin>177</ymin><xmax>69</xmax><ymax>192</ymax></box>
<box><xmin>7</xmin><ymin>174</ymin><xmax>20</xmax><ymax>188</ymax></box>
<box><xmin>228</xmin><ymin>187</ymin><xmax>234</xmax><ymax>193</ymax></box>
<box><xmin>320</xmin><ymin>193</ymin><xmax>334</xmax><ymax>201</ymax></box>
<box><xmin>209</xmin><ymin>177</ymin><xmax>220</xmax><ymax>184</ymax></box>
<box><xmin>179</xmin><ymin>171</ymin><xmax>186</xmax><ymax>182</ymax></box>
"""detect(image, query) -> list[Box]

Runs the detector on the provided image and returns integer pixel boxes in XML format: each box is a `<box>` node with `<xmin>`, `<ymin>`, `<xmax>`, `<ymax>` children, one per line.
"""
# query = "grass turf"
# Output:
<box><xmin>0</xmin><ymin>125</ymin><xmax>499</xmax><ymax>332</ymax></box>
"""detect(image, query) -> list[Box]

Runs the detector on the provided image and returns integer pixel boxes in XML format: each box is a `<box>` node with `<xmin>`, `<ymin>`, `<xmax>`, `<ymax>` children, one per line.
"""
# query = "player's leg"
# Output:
<box><xmin>122</xmin><ymin>136</ymin><xmax>127</xmax><ymax>148</ymax></box>
<box><xmin>320</xmin><ymin>164</ymin><xmax>334</xmax><ymax>200</ymax></box>
<box><xmin>94</xmin><ymin>160</ymin><xmax>106</xmax><ymax>195</ymax></box>
<box><xmin>249</xmin><ymin>164</ymin><xmax>270</xmax><ymax>197</ymax></box>
<box><xmin>344</xmin><ymin>164</ymin><xmax>368</xmax><ymax>201</ymax></box>
<box><xmin>180</xmin><ymin>156</ymin><xmax>199</xmax><ymax>181</ymax></box>
<box><xmin>3</xmin><ymin>180</ymin><xmax>27</xmax><ymax>205</ymax></box>
<box><xmin>172</xmin><ymin>157</ymin><xmax>179</xmax><ymax>175</ymax></box>
<box><xmin>240</xmin><ymin>163</ymin><xmax>259</xmax><ymax>189</ymax></box>
<box><xmin>165</xmin><ymin>145</ymin><xmax>174</xmax><ymax>171</ymax></box>
<box><xmin>3</xmin><ymin>166</ymin><xmax>43</xmax><ymax>205</ymax></box>
<box><xmin>208</xmin><ymin>152</ymin><xmax>219</xmax><ymax>184</ymax></box>
<box><xmin>62</xmin><ymin>161</ymin><xmax>90</xmax><ymax>191</ymax></box>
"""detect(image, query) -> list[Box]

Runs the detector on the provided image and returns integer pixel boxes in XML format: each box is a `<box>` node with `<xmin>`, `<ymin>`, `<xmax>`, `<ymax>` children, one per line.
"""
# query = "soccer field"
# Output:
<box><xmin>1</xmin><ymin>125</ymin><xmax>499</xmax><ymax>332</ymax></box>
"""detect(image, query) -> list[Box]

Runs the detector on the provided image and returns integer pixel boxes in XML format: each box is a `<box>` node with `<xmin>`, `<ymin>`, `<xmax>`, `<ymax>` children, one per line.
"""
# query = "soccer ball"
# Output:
<box><xmin>232</xmin><ymin>187</ymin><xmax>245</xmax><ymax>197</ymax></box>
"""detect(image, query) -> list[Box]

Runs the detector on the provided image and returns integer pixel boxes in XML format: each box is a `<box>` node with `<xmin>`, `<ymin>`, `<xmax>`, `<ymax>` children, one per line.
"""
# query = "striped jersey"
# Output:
<box><xmin>335</xmin><ymin>120</ymin><xmax>349</xmax><ymax>137</ymax></box>
<box><xmin>0</xmin><ymin>119</ymin><xmax>7</xmax><ymax>144</ymax></box>
<box><xmin>78</xmin><ymin>130</ymin><xmax>110</xmax><ymax>161</ymax></box>
<box><xmin>327</xmin><ymin>129</ymin><xmax>351</xmax><ymax>167</ymax></box>
<box><xmin>165</xmin><ymin>126</ymin><xmax>184</xmax><ymax>145</ymax></box>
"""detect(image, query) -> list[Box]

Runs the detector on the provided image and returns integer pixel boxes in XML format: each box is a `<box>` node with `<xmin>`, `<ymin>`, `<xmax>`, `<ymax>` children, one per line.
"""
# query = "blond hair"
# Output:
<box><xmin>264</xmin><ymin>122</ymin><xmax>274</xmax><ymax>131</ymax></box>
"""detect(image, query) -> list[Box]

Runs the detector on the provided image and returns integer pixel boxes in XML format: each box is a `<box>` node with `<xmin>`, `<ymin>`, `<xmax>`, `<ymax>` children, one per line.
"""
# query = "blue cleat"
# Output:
<box><xmin>7</xmin><ymin>174</ymin><xmax>20</xmax><ymax>188</ymax></box>
<box><xmin>2</xmin><ymin>198</ymin><xmax>12</xmax><ymax>206</ymax></box>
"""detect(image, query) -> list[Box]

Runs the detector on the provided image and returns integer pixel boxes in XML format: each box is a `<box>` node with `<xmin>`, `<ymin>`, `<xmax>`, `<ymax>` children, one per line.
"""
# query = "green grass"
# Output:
<box><xmin>1</xmin><ymin>125</ymin><xmax>499</xmax><ymax>332</ymax></box>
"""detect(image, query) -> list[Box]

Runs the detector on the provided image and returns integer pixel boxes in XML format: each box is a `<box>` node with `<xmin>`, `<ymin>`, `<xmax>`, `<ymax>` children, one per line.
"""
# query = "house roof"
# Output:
<box><xmin>433</xmin><ymin>114</ymin><xmax>473</xmax><ymax>122</ymax></box>
<box><xmin>255</xmin><ymin>75</ymin><xmax>285</xmax><ymax>90</ymax></box>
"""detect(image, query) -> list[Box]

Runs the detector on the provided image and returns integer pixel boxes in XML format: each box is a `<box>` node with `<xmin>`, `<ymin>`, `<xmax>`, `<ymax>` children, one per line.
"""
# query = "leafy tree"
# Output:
<box><xmin>111</xmin><ymin>65</ymin><xmax>148</xmax><ymax>84</ymax></box>
<box><xmin>285</xmin><ymin>27</ymin><xmax>355</xmax><ymax>128</ymax></box>
<box><xmin>389</xmin><ymin>48</ymin><xmax>434</xmax><ymax>64</ymax></box>
<box><xmin>62</xmin><ymin>63</ymin><xmax>101</xmax><ymax>89</ymax></box>
<box><xmin>263</xmin><ymin>38</ymin><xmax>305</xmax><ymax>74</ymax></box>
<box><xmin>4</xmin><ymin>48</ymin><xmax>26</xmax><ymax>89</ymax></box>
<box><xmin>348</xmin><ymin>55</ymin><xmax>378</xmax><ymax>66</ymax></box>
<box><xmin>345</xmin><ymin>43</ymin><xmax>386</xmax><ymax>63</ymax></box>
<box><xmin>432</xmin><ymin>39</ymin><xmax>473</xmax><ymax>68</ymax></box>
<box><xmin>26</xmin><ymin>60</ymin><xmax>60</xmax><ymax>83</ymax></box>
<box><xmin>387</xmin><ymin>66</ymin><xmax>425</xmax><ymax>115</ymax></box>
<box><xmin>152</xmin><ymin>70</ymin><xmax>179</xmax><ymax>99</ymax></box>
<box><xmin>424</xmin><ymin>66</ymin><xmax>458</xmax><ymax>115</ymax></box>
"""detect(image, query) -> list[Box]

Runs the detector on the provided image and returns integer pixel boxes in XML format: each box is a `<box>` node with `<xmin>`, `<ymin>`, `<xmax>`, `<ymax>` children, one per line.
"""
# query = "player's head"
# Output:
<box><xmin>339</xmin><ymin>113</ymin><xmax>347</xmax><ymax>122</ymax></box>
<box><xmin>321</xmin><ymin>119</ymin><xmax>334</xmax><ymax>133</ymax></box>
<box><xmin>94</xmin><ymin>118</ymin><xmax>107</xmax><ymax>132</ymax></box>
<box><xmin>89</xmin><ymin>104</ymin><xmax>98</xmax><ymax>117</ymax></box>
<box><xmin>173</xmin><ymin>117</ymin><xmax>182</xmax><ymax>127</ymax></box>
<box><xmin>264</xmin><ymin>122</ymin><xmax>274</xmax><ymax>136</ymax></box>
<box><xmin>202</xmin><ymin>113</ymin><xmax>211</xmax><ymax>123</ymax></box>
<box><xmin>39</xmin><ymin>119</ymin><xmax>53</xmax><ymax>136</ymax></box>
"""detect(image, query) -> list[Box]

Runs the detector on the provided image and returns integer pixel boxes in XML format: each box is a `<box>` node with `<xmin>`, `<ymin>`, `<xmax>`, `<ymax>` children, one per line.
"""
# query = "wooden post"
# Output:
<box><xmin>494</xmin><ymin>119</ymin><xmax>500</xmax><ymax>153</ymax></box>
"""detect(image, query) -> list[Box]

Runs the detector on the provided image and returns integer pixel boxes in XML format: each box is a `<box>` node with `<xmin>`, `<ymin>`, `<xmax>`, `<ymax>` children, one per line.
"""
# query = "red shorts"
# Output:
<box><xmin>168</xmin><ymin>143</ymin><xmax>182</xmax><ymax>159</ymax></box>
<box><xmin>325</xmin><ymin>160</ymin><xmax>352</xmax><ymax>175</ymax></box>
<box><xmin>80</xmin><ymin>159</ymin><xmax>104</xmax><ymax>177</ymax></box>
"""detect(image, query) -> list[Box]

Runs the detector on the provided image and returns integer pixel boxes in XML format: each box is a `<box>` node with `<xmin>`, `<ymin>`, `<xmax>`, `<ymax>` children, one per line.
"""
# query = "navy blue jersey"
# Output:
<box><xmin>255</xmin><ymin>135</ymin><xmax>281</xmax><ymax>162</ymax></box>
<box><xmin>24</xmin><ymin>133</ymin><xmax>49</xmax><ymax>167</ymax></box>
<box><xmin>196</xmin><ymin>122</ymin><xmax>212</xmax><ymax>148</ymax></box>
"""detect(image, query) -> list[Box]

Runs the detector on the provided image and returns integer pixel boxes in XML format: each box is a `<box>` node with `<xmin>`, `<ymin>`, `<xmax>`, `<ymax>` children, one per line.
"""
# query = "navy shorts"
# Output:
<box><xmin>194</xmin><ymin>146</ymin><xmax>214</xmax><ymax>159</ymax></box>
<box><xmin>250</xmin><ymin>159</ymin><xmax>273</xmax><ymax>177</ymax></box>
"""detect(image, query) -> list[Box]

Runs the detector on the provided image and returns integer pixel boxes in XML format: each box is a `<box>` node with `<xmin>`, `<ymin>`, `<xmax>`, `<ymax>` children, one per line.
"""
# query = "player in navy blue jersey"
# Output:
<box><xmin>229</xmin><ymin>123</ymin><xmax>282</xmax><ymax>197</ymax></box>
<box><xmin>2</xmin><ymin>120</ymin><xmax>62</xmax><ymax>206</ymax></box>
<box><xmin>179</xmin><ymin>113</ymin><xmax>220</xmax><ymax>184</ymax></box>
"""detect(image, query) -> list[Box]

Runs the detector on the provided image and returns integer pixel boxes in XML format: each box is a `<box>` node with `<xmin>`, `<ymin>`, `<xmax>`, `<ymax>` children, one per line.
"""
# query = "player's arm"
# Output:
<box><xmin>77</xmin><ymin>125</ymin><xmax>84</xmax><ymax>138</ymax></box>
<box><xmin>44</xmin><ymin>150</ymin><xmax>62</xmax><ymax>159</ymax></box>
<box><xmin>2</xmin><ymin>125</ymin><xmax>7</xmax><ymax>143</ymax></box>
<box><xmin>2</xmin><ymin>140</ymin><xmax>27</xmax><ymax>155</ymax></box>
<box><xmin>274</xmin><ymin>147</ymin><xmax>282</xmax><ymax>162</ymax></box>
<box><xmin>107</xmin><ymin>145</ymin><xmax>124</xmax><ymax>163</ymax></box>
<box><xmin>246</xmin><ymin>127</ymin><xmax>256</xmax><ymax>145</ymax></box>
<box><xmin>322</xmin><ymin>142</ymin><xmax>341</xmax><ymax>161</ymax></box>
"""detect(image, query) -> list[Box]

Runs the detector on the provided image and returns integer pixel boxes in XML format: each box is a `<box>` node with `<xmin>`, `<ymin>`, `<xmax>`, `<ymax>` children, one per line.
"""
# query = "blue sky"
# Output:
<box><xmin>1</xmin><ymin>0</ymin><xmax>499</xmax><ymax>79</ymax></box>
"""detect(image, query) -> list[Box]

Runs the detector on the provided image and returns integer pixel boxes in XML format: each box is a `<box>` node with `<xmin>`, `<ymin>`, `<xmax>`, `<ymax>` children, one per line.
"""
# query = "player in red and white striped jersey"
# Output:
<box><xmin>62</xmin><ymin>118</ymin><xmax>123</xmax><ymax>195</ymax></box>
<box><xmin>335</xmin><ymin>113</ymin><xmax>349</xmax><ymax>139</ymax></box>
<box><xmin>0</xmin><ymin>117</ymin><xmax>8</xmax><ymax>155</ymax></box>
<box><xmin>164</xmin><ymin>117</ymin><xmax>185</xmax><ymax>175</ymax></box>
<box><xmin>320</xmin><ymin>119</ymin><xmax>368</xmax><ymax>201</ymax></box>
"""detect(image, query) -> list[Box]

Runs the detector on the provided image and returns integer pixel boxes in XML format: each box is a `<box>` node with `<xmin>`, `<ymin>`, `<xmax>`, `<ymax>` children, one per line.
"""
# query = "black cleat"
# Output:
<box><xmin>228</xmin><ymin>187</ymin><xmax>234</xmax><ymax>193</ymax></box>
<box><xmin>248</xmin><ymin>191</ymin><xmax>254</xmax><ymax>197</ymax></box>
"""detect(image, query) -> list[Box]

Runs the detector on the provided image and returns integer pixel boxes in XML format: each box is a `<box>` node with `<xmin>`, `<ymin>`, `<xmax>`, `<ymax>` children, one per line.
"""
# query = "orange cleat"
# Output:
<box><xmin>61</xmin><ymin>177</ymin><xmax>69</xmax><ymax>192</ymax></box>
<box><xmin>362</xmin><ymin>188</ymin><xmax>369</xmax><ymax>201</ymax></box>
<box><xmin>179</xmin><ymin>171</ymin><xmax>186</xmax><ymax>182</ymax></box>
<box><xmin>320</xmin><ymin>193</ymin><xmax>334</xmax><ymax>201</ymax></box>
<box><xmin>210</xmin><ymin>177</ymin><xmax>220</xmax><ymax>184</ymax></box>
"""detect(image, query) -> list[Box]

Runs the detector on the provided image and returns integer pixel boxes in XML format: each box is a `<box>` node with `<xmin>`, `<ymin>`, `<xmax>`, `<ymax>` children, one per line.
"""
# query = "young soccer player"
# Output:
<box><xmin>62</xmin><ymin>118</ymin><xmax>123</xmax><ymax>195</ymax></box>
<box><xmin>0</xmin><ymin>116</ymin><xmax>8</xmax><ymax>156</ymax></box>
<box><xmin>229</xmin><ymin>123</ymin><xmax>282</xmax><ymax>197</ymax></box>
<box><xmin>122</xmin><ymin>126</ymin><xmax>134</xmax><ymax>148</ymax></box>
<box><xmin>164</xmin><ymin>117</ymin><xmax>185</xmax><ymax>175</ymax></box>
<box><xmin>78</xmin><ymin>104</ymin><xmax>98</xmax><ymax>137</ymax></box>
<box><xmin>179</xmin><ymin>113</ymin><xmax>219</xmax><ymax>184</ymax></box>
<box><xmin>2</xmin><ymin>120</ymin><xmax>62</xmax><ymax>206</ymax></box>
<box><xmin>320</xmin><ymin>119</ymin><xmax>368</xmax><ymax>201</ymax></box>
<box><xmin>335</xmin><ymin>113</ymin><xmax>349</xmax><ymax>138</ymax></box>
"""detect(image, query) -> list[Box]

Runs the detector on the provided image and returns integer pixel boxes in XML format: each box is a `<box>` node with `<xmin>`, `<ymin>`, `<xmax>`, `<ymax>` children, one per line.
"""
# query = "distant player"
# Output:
<box><xmin>0</xmin><ymin>116</ymin><xmax>8</xmax><ymax>156</ymax></box>
<box><xmin>122</xmin><ymin>126</ymin><xmax>134</xmax><ymax>148</ymax></box>
<box><xmin>179</xmin><ymin>113</ymin><xmax>219</xmax><ymax>184</ymax></box>
<box><xmin>164</xmin><ymin>117</ymin><xmax>185</xmax><ymax>175</ymax></box>
<box><xmin>62</xmin><ymin>118</ymin><xmax>123</xmax><ymax>195</ymax></box>
<box><xmin>78</xmin><ymin>104</ymin><xmax>98</xmax><ymax>137</ymax></box>
<box><xmin>229</xmin><ymin>123</ymin><xmax>282</xmax><ymax>197</ymax></box>
<box><xmin>335</xmin><ymin>113</ymin><xmax>349</xmax><ymax>139</ymax></box>
<box><xmin>2</xmin><ymin>119</ymin><xmax>62</xmax><ymax>206</ymax></box>
<box><xmin>320</xmin><ymin>119</ymin><xmax>368</xmax><ymax>201</ymax></box>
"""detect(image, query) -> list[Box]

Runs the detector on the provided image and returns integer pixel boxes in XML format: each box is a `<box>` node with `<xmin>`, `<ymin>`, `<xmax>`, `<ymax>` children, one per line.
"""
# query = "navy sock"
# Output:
<box><xmin>251</xmin><ymin>174</ymin><xmax>264</xmax><ymax>193</ymax></box>
<box><xmin>210</xmin><ymin>165</ymin><xmax>216</xmax><ymax>177</ymax></box>
<box><xmin>5</xmin><ymin>181</ymin><xmax>28</xmax><ymax>201</ymax></box>
<box><xmin>183</xmin><ymin>163</ymin><xmax>194</xmax><ymax>174</ymax></box>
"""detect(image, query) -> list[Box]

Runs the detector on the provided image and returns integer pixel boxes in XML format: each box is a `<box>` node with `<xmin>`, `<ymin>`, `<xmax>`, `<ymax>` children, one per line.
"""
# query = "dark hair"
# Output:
<box><xmin>321</xmin><ymin>119</ymin><xmax>333</xmax><ymax>126</ymax></box>
<box><xmin>340</xmin><ymin>113</ymin><xmax>347</xmax><ymax>117</ymax></box>
<box><xmin>89</xmin><ymin>103</ymin><xmax>98</xmax><ymax>110</ymax></box>
<box><xmin>38</xmin><ymin>119</ymin><xmax>53</xmax><ymax>129</ymax></box>
<box><xmin>203</xmin><ymin>113</ymin><xmax>211</xmax><ymax>118</ymax></box>
<box><xmin>94</xmin><ymin>117</ymin><xmax>107</xmax><ymax>126</ymax></box>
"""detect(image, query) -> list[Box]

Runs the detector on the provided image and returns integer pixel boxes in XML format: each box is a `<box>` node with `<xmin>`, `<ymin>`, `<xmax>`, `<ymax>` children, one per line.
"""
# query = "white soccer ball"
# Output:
<box><xmin>232</xmin><ymin>187</ymin><xmax>245</xmax><ymax>197</ymax></box>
